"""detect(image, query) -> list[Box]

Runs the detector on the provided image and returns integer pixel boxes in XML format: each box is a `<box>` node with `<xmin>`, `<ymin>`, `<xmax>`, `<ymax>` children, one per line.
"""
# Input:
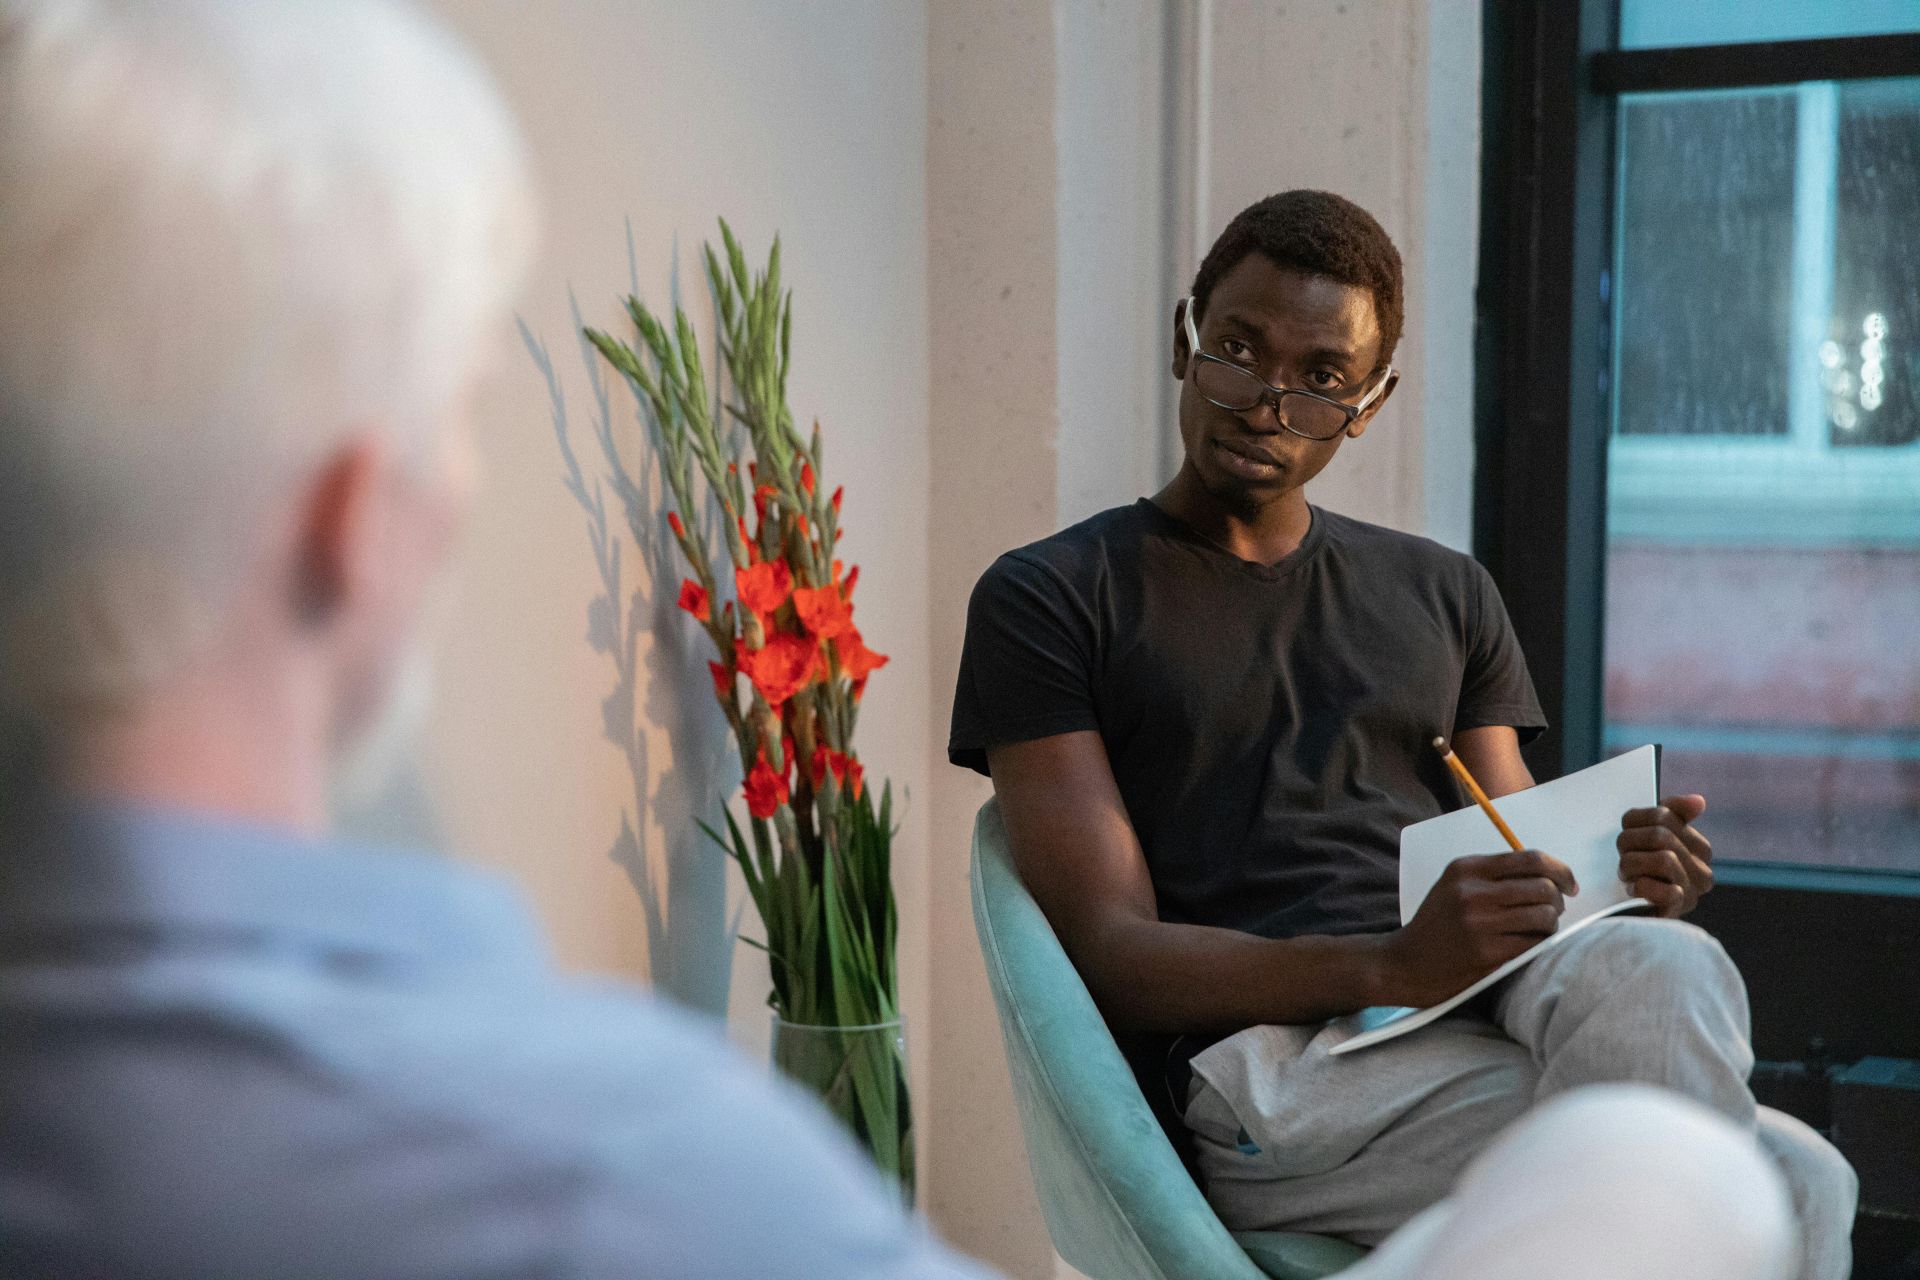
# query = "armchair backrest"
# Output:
<box><xmin>969</xmin><ymin>798</ymin><xmax>1270</xmax><ymax>1280</ymax></box>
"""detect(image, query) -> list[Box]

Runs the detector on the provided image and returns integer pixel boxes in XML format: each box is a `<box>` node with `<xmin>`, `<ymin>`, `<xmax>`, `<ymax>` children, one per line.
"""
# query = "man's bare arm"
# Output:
<box><xmin>988</xmin><ymin>732</ymin><xmax>1396</xmax><ymax>1033</ymax></box>
<box><xmin>989</xmin><ymin>729</ymin><xmax>1577</xmax><ymax>1034</ymax></box>
<box><xmin>1451</xmin><ymin>724</ymin><xmax>1535</xmax><ymax>799</ymax></box>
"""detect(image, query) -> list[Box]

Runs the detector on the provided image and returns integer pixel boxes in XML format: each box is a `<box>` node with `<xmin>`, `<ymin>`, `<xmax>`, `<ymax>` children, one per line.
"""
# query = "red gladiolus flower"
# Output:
<box><xmin>831</xmin><ymin>486</ymin><xmax>844</xmax><ymax>513</ymax></box>
<box><xmin>667</xmin><ymin>511</ymin><xmax>685</xmax><ymax>539</ymax></box>
<box><xmin>752</xmin><ymin>483</ymin><xmax>779</xmax><ymax>523</ymax></box>
<box><xmin>842</xmin><ymin>565</ymin><xmax>860</xmax><ymax>600</ymax></box>
<box><xmin>835</xmin><ymin>628</ymin><xmax>888</xmax><ymax>684</ymax></box>
<box><xmin>739</xmin><ymin>632</ymin><xmax>818</xmax><ymax>707</ymax></box>
<box><xmin>743</xmin><ymin>749</ymin><xmax>789</xmax><ymax>819</ymax></box>
<box><xmin>847</xmin><ymin>756</ymin><xmax>865</xmax><ymax>800</ymax></box>
<box><xmin>792</xmin><ymin>584</ymin><xmax>853</xmax><ymax>641</ymax></box>
<box><xmin>810</xmin><ymin>744</ymin><xmax>851</xmax><ymax>791</ymax></box>
<box><xmin>781</xmin><ymin>732</ymin><xmax>798</xmax><ymax>777</ymax></box>
<box><xmin>736</xmin><ymin>560</ymin><xmax>793</xmax><ymax>619</ymax></box>
<box><xmin>801</xmin><ymin>463</ymin><xmax>816</xmax><ymax>495</ymax></box>
<box><xmin>677</xmin><ymin>579</ymin><xmax>710</xmax><ymax>622</ymax></box>
<box><xmin>795</xmin><ymin>514</ymin><xmax>809</xmax><ymax>537</ymax></box>
<box><xmin>708</xmin><ymin>661</ymin><xmax>732</xmax><ymax>702</ymax></box>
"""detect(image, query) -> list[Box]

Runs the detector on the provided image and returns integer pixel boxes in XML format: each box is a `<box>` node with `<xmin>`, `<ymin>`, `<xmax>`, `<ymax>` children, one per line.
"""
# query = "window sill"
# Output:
<box><xmin>1608</xmin><ymin>437</ymin><xmax>1920</xmax><ymax>546</ymax></box>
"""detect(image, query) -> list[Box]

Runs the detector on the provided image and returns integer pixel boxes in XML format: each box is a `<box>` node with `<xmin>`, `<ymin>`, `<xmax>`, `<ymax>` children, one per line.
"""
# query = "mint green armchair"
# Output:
<box><xmin>970</xmin><ymin>799</ymin><xmax>1367</xmax><ymax>1280</ymax></box>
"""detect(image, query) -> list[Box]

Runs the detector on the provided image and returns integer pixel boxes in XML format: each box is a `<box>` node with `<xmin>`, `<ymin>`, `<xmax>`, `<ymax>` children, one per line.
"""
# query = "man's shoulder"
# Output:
<box><xmin>321</xmin><ymin>976</ymin><xmax>972</xmax><ymax>1274</ymax></box>
<box><xmin>327</xmin><ymin>971</ymin><xmax>826</xmax><ymax>1154</ymax></box>
<box><xmin>975</xmin><ymin>501</ymin><xmax>1148</xmax><ymax>597</ymax></box>
<box><xmin>1318</xmin><ymin>508</ymin><xmax>1488</xmax><ymax>587</ymax></box>
<box><xmin>1</xmin><ymin>965</ymin><xmax>969</xmax><ymax>1277</ymax></box>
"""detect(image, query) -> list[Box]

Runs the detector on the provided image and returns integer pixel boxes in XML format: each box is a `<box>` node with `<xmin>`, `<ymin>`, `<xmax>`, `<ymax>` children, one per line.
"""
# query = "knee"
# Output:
<box><xmin>1580</xmin><ymin>917</ymin><xmax>1745</xmax><ymax>996</ymax></box>
<box><xmin>1544</xmin><ymin>918</ymin><xmax>1752</xmax><ymax>1050</ymax></box>
<box><xmin>1444</xmin><ymin>1086</ymin><xmax>1797</xmax><ymax>1280</ymax></box>
<box><xmin>1809</xmin><ymin>1137</ymin><xmax>1860</xmax><ymax>1222</ymax></box>
<box><xmin>1760</xmin><ymin>1108</ymin><xmax>1859</xmax><ymax>1223</ymax></box>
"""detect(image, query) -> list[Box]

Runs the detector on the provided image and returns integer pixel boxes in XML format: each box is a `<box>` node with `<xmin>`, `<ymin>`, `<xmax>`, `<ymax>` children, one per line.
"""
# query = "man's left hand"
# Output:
<box><xmin>1617</xmin><ymin>794</ymin><xmax>1714</xmax><ymax>918</ymax></box>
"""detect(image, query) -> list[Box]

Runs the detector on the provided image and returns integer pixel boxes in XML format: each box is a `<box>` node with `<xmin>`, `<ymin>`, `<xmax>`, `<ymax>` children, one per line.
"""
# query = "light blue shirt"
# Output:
<box><xmin>0</xmin><ymin>803</ymin><xmax>995</xmax><ymax>1280</ymax></box>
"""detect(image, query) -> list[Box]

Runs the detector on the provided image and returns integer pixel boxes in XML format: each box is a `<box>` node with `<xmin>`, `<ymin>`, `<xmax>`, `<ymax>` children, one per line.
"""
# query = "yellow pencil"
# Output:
<box><xmin>1432</xmin><ymin>736</ymin><xmax>1526</xmax><ymax>853</ymax></box>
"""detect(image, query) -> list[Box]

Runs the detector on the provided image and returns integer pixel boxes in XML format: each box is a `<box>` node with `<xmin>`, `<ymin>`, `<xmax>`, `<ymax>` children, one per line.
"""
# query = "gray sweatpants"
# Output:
<box><xmin>1185</xmin><ymin>917</ymin><xmax>1859</xmax><ymax>1280</ymax></box>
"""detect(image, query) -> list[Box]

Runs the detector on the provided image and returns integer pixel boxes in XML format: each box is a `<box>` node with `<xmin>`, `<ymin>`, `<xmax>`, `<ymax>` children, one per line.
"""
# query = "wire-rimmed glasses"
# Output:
<box><xmin>1180</xmin><ymin>296</ymin><xmax>1393</xmax><ymax>441</ymax></box>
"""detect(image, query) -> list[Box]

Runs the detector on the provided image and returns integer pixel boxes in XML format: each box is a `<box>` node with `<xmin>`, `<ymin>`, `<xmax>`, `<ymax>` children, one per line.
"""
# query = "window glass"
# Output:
<box><xmin>1620</xmin><ymin>0</ymin><xmax>1920</xmax><ymax>50</ymax></box>
<box><xmin>1612</xmin><ymin>90</ymin><xmax>1797</xmax><ymax>438</ymax></box>
<box><xmin>1833</xmin><ymin>79</ymin><xmax>1920</xmax><ymax>446</ymax></box>
<box><xmin>1604</xmin><ymin>78</ymin><xmax>1920</xmax><ymax>872</ymax></box>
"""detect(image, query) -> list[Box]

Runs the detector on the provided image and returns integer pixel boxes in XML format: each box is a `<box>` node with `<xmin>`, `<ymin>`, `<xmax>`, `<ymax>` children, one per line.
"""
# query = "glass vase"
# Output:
<box><xmin>770</xmin><ymin>1015</ymin><xmax>916</xmax><ymax>1207</ymax></box>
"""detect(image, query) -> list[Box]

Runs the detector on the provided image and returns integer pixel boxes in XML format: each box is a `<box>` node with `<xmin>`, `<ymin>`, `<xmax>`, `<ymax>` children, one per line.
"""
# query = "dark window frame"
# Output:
<box><xmin>1474</xmin><ymin>0</ymin><xmax>1920</xmax><ymax>1147</ymax></box>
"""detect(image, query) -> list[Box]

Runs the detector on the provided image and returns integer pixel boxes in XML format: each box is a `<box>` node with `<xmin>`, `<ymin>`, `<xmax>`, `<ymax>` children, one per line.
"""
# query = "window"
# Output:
<box><xmin>1477</xmin><ymin>12</ymin><xmax>1920</xmax><ymax>1256</ymax></box>
<box><xmin>1476</xmin><ymin>4</ymin><xmax>1920</xmax><ymax>873</ymax></box>
<box><xmin>1604</xmin><ymin>75</ymin><xmax>1920</xmax><ymax>871</ymax></box>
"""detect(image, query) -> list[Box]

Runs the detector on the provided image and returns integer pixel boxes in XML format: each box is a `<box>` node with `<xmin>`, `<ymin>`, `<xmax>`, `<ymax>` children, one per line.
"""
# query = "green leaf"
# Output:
<box><xmin>722</xmin><ymin>218</ymin><xmax>752</xmax><ymax>300</ymax></box>
<box><xmin>705</xmin><ymin>244</ymin><xmax>735</xmax><ymax>326</ymax></box>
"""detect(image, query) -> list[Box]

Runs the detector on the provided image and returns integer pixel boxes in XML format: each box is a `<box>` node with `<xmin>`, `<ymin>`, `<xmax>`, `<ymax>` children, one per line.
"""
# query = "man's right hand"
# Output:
<box><xmin>1381</xmin><ymin>850</ymin><xmax>1579</xmax><ymax>1007</ymax></box>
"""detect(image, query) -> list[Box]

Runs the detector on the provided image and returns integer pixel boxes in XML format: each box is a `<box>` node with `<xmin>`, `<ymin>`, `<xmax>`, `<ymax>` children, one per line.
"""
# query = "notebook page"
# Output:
<box><xmin>1398</xmin><ymin>744</ymin><xmax>1659</xmax><ymax>927</ymax></box>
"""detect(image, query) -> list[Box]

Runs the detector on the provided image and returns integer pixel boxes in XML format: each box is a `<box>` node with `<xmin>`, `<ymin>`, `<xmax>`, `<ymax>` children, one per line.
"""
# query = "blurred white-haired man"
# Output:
<box><xmin>0</xmin><ymin>2</ymin><xmax>1801</xmax><ymax>1279</ymax></box>
<box><xmin>0</xmin><ymin>2</ymin><xmax>992</xmax><ymax>1276</ymax></box>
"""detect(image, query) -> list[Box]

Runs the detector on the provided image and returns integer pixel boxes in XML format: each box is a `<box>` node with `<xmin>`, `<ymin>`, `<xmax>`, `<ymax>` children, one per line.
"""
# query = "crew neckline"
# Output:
<box><xmin>1136</xmin><ymin>497</ymin><xmax>1331</xmax><ymax>582</ymax></box>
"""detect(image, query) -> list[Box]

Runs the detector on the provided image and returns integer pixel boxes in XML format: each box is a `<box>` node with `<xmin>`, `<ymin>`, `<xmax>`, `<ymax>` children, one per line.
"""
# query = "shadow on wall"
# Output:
<box><xmin>519</xmin><ymin>250</ymin><xmax>741</xmax><ymax>1016</ymax></box>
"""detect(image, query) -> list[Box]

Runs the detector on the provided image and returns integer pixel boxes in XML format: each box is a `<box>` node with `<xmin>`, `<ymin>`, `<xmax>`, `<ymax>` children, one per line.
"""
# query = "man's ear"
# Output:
<box><xmin>292</xmin><ymin>437</ymin><xmax>389</xmax><ymax>628</ymax></box>
<box><xmin>1171</xmin><ymin>298</ymin><xmax>1192</xmax><ymax>380</ymax></box>
<box><xmin>1346</xmin><ymin>368</ymin><xmax>1400</xmax><ymax>440</ymax></box>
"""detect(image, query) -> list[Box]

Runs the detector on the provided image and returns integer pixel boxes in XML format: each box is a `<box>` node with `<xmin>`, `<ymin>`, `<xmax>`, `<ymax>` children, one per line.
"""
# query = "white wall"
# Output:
<box><xmin>925</xmin><ymin>4</ymin><xmax>1063</xmax><ymax>1274</ymax></box>
<box><xmin>420</xmin><ymin>0</ymin><xmax>934</xmax><ymax>1078</ymax></box>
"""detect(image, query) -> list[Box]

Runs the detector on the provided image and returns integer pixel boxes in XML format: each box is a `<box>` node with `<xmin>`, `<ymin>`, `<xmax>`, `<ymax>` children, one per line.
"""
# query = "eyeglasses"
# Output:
<box><xmin>1180</xmin><ymin>297</ymin><xmax>1392</xmax><ymax>442</ymax></box>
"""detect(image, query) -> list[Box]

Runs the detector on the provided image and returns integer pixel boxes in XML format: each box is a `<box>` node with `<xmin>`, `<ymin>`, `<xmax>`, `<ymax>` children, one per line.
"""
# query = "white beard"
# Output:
<box><xmin>328</xmin><ymin>636</ymin><xmax>436</xmax><ymax>818</ymax></box>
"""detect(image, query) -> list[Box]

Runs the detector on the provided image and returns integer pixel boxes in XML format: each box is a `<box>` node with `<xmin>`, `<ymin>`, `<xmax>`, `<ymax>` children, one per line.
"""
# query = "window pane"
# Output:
<box><xmin>1832</xmin><ymin>79</ymin><xmax>1920</xmax><ymax>446</ymax></box>
<box><xmin>1604</xmin><ymin>77</ymin><xmax>1920</xmax><ymax>874</ymax></box>
<box><xmin>1613</xmin><ymin>91</ymin><xmax>1796</xmax><ymax>438</ymax></box>
<box><xmin>1620</xmin><ymin>0</ymin><xmax>1920</xmax><ymax>50</ymax></box>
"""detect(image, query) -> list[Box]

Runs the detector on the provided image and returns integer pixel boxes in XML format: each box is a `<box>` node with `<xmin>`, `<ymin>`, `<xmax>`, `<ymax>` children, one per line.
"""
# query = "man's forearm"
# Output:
<box><xmin>1074</xmin><ymin>912</ymin><xmax>1400</xmax><ymax>1035</ymax></box>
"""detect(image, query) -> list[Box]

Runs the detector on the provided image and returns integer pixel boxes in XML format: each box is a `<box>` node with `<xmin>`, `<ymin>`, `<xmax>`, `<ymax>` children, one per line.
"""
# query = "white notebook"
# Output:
<box><xmin>1327</xmin><ymin>745</ymin><xmax>1659</xmax><ymax>1057</ymax></box>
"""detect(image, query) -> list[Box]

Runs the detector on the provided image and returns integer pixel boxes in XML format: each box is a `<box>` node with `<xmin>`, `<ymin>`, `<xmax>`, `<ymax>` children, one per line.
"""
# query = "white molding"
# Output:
<box><xmin>1055</xmin><ymin>0</ymin><xmax>1180</xmax><ymax>525</ymax></box>
<box><xmin>1158</xmin><ymin>0</ymin><xmax>1214</xmax><ymax>487</ymax></box>
<box><xmin>1188</xmin><ymin>0</ymin><xmax>1212</xmax><ymax>270</ymax></box>
<box><xmin>1608</xmin><ymin>437</ymin><xmax>1920</xmax><ymax>545</ymax></box>
<box><xmin>1421</xmin><ymin>0</ymin><xmax>1481</xmax><ymax>552</ymax></box>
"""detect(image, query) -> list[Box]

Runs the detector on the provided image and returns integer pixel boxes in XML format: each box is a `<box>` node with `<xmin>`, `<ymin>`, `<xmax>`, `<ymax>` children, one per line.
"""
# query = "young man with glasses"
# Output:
<box><xmin>950</xmin><ymin>190</ymin><xmax>1856</xmax><ymax>1280</ymax></box>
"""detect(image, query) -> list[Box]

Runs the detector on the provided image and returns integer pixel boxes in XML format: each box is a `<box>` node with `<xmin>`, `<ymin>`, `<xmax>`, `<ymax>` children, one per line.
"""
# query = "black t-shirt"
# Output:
<box><xmin>950</xmin><ymin>498</ymin><xmax>1546</xmax><ymax>942</ymax></box>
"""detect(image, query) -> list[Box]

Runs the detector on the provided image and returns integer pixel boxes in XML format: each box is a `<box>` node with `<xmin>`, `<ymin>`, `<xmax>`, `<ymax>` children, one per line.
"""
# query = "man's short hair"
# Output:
<box><xmin>1189</xmin><ymin>190</ymin><xmax>1404</xmax><ymax>373</ymax></box>
<box><xmin>0</xmin><ymin>0</ymin><xmax>537</xmax><ymax>718</ymax></box>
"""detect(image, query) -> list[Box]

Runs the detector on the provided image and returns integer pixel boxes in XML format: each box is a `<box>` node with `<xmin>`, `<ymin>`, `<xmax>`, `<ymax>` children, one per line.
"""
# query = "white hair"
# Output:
<box><xmin>0</xmin><ymin>0</ymin><xmax>537</xmax><ymax>715</ymax></box>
